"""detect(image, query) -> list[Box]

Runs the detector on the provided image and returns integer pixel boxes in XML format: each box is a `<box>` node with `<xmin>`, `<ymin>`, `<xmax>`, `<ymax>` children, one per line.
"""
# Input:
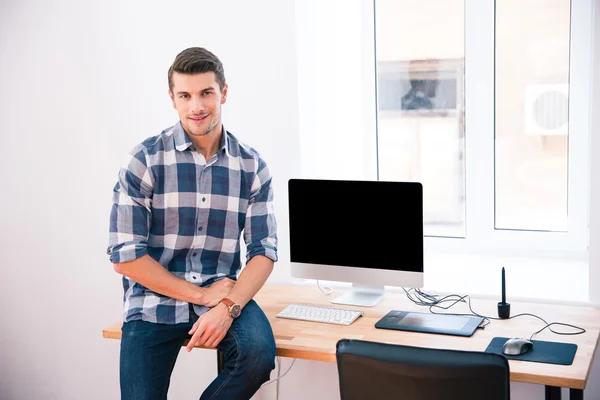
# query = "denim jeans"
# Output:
<box><xmin>120</xmin><ymin>300</ymin><xmax>276</xmax><ymax>400</ymax></box>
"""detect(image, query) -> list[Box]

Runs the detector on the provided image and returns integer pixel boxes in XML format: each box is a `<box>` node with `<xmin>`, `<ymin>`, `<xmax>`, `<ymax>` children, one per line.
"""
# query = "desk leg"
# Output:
<box><xmin>570</xmin><ymin>389</ymin><xmax>583</xmax><ymax>400</ymax></box>
<box><xmin>545</xmin><ymin>386</ymin><xmax>561</xmax><ymax>400</ymax></box>
<box><xmin>217</xmin><ymin>350</ymin><xmax>224</xmax><ymax>374</ymax></box>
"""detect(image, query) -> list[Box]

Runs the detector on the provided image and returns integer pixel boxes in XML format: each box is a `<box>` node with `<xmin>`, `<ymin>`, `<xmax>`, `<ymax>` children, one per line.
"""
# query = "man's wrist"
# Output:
<box><xmin>190</xmin><ymin>284</ymin><xmax>207</xmax><ymax>306</ymax></box>
<box><xmin>213</xmin><ymin>301</ymin><xmax>234</xmax><ymax>320</ymax></box>
<box><xmin>216</xmin><ymin>301</ymin><xmax>231</xmax><ymax>315</ymax></box>
<box><xmin>219</xmin><ymin>298</ymin><xmax>242</xmax><ymax>318</ymax></box>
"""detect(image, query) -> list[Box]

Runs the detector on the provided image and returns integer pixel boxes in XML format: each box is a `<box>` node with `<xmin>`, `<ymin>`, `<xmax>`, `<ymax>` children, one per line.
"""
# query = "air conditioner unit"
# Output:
<box><xmin>524</xmin><ymin>83</ymin><xmax>569</xmax><ymax>136</ymax></box>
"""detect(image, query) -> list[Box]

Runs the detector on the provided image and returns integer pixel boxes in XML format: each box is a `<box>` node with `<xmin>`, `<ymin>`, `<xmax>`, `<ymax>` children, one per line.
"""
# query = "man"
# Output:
<box><xmin>107</xmin><ymin>47</ymin><xmax>278</xmax><ymax>400</ymax></box>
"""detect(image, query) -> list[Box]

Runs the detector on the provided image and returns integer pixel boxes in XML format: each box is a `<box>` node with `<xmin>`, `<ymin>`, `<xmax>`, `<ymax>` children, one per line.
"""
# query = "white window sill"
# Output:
<box><xmin>421</xmin><ymin>252</ymin><xmax>590</xmax><ymax>306</ymax></box>
<box><xmin>277</xmin><ymin>252</ymin><xmax>590</xmax><ymax>306</ymax></box>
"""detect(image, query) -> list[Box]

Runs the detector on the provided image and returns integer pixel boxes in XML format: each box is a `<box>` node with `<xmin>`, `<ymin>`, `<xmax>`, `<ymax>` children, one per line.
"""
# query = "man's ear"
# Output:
<box><xmin>168</xmin><ymin>90</ymin><xmax>176</xmax><ymax>109</ymax></box>
<box><xmin>221</xmin><ymin>84</ymin><xmax>229</xmax><ymax>104</ymax></box>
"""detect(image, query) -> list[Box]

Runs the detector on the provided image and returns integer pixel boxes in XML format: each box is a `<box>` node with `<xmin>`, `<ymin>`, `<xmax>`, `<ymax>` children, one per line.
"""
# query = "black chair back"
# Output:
<box><xmin>336</xmin><ymin>339</ymin><xmax>510</xmax><ymax>400</ymax></box>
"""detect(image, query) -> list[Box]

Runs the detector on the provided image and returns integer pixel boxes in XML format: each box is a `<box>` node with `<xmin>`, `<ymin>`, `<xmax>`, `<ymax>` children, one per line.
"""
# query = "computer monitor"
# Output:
<box><xmin>288</xmin><ymin>178</ymin><xmax>424</xmax><ymax>307</ymax></box>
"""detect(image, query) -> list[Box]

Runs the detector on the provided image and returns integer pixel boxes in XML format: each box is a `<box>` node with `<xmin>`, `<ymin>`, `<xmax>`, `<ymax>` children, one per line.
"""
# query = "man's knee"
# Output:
<box><xmin>225</xmin><ymin>300</ymin><xmax>276</xmax><ymax>378</ymax></box>
<box><xmin>239</xmin><ymin>331</ymin><xmax>276</xmax><ymax>375</ymax></box>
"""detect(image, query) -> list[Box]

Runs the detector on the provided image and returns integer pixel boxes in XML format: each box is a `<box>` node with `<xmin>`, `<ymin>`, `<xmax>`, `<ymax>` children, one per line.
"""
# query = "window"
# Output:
<box><xmin>495</xmin><ymin>0</ymin><xmax>571</xmax><ymax>232</ymax></box>
<box><xmin>375</xmin><ymin>0</ymin><xmax>465</xmax><ymax>238</ymax></box>
<box><xmin>373</xmin><ymin>0</ymin><xmax>590</xmax><ymax>255</ymax></box>
<box><xmin>295</xmin><ymin>0</ymin><xmax>591</xmax><ymax>256</ymax></box>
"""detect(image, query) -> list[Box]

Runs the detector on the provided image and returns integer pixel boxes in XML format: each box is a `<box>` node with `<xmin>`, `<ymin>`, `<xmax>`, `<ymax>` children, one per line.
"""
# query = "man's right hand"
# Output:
<box><xmin>202</xmin><ymin>278</ymin><xmax>236</xmax><ymax>307</ymax></box>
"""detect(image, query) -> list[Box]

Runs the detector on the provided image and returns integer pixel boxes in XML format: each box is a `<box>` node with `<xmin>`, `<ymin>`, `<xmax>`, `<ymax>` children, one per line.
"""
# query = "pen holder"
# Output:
<box><xmin>497</xmin><ymin>302</ymin><xmax>511</xmax><ymax>319</ymax></box>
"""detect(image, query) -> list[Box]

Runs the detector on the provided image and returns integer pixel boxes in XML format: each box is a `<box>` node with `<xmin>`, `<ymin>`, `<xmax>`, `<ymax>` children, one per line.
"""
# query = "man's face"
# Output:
<box><xmin>169</xmin><ymin>71</ymin><xmax>228</xmax><ymax>138</ymax></box>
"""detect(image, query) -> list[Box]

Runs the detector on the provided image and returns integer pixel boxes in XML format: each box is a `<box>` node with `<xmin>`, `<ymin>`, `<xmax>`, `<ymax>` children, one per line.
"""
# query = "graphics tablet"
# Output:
<box><xmin>375</xmin><ymin>310</ymin><xmax>484</xmax><ymax>337</ymax></box>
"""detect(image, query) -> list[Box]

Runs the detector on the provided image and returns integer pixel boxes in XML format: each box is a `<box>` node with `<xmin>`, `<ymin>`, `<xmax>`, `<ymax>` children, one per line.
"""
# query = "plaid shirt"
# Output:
<box><xmin>107</xmin><ymin>122</ymin><xmax>278</xmax><ymax>324</ymax></box>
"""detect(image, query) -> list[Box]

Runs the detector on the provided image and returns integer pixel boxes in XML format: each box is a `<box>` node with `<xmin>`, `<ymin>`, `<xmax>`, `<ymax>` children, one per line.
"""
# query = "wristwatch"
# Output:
<box><xmin>219</xmin><ymin>298</ymin><xmax>242</xmax><ymax>319</ymax></box>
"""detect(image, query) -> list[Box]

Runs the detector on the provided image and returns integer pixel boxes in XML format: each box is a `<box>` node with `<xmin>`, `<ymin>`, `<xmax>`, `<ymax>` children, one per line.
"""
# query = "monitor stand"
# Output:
<box><xmin>331</xmin><ymin>284</ymin><xmax>384</xmax><ymax>307</ymax></box>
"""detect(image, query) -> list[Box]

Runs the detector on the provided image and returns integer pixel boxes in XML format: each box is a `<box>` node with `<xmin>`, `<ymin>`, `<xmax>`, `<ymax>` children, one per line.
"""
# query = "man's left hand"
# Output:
<box><xmin>186</xmin><ymin>303</ymin><xmax>233</xmax><ymax>352</ymax></box>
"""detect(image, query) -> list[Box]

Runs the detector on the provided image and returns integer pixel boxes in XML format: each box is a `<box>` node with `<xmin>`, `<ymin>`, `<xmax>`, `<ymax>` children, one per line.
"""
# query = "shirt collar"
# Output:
<box><xmin>173</xmin><ymin>121</ymin><xmax>231</xmax><ymax>157</ymax></box>
<box><xmin>173</xmin><ymin>121</ymin><xmax>194</xmax><ymax>152</ymax></box>
<box><xmin>219</xmin><ymin>125</ymin><xmax>231</xmax><ymax>157</ymax></box>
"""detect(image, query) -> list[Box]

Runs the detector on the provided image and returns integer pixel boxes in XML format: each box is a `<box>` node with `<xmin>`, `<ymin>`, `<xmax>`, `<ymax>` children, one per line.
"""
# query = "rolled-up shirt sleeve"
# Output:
<box><xmin>244</xmin><ymin>160</ymin><xmax>278</xmax><ymax>263</ymax></box>
<box><xmin>107</xmin><ymin>148</ymin><xmax>154</xmax><ymax>264</ymax></box>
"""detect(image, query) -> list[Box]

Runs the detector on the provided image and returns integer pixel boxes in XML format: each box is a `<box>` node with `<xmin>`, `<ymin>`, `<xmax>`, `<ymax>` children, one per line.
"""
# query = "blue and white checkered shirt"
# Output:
<box><xmin>107</xmin><ymin>122</ymin><xmax>278</xmax><ymax>324</ymax></box>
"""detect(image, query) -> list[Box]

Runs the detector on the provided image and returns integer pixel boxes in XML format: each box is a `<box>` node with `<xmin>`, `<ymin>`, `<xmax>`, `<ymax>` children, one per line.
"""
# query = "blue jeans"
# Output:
<box><xmin>120</xmin><ymin>300</ymin><xmax>276</xmax><ymax>400</ymax></box>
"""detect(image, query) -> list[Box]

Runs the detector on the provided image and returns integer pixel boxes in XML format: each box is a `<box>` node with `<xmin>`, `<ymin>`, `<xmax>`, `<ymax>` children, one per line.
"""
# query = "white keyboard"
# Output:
<box><xmin>276</xmin><ymin>304</ymin><xmax>363</xmax><ymax>326</ymax></box>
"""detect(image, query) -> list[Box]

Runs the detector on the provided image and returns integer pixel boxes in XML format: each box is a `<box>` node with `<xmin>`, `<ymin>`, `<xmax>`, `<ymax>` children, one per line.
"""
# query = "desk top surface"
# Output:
<box><xmin>103</xmin><ymin>283</ymin><xmax>600</xmax><ymax>389</ymax></box>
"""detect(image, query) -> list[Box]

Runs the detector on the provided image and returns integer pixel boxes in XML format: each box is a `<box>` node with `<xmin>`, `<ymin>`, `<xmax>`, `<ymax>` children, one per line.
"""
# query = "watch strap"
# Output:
<box><xmin>220</xmin><ymin>297</ymin><xmax>234</xmax><ymax>308</ymax></box>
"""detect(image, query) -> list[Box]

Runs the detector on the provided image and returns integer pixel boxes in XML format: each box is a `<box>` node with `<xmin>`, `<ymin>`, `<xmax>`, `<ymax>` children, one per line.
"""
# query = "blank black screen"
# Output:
<box><xmin>288</xmin><ymin>179</ymin><xmax>423</xmax><ymax>272</ymax></box>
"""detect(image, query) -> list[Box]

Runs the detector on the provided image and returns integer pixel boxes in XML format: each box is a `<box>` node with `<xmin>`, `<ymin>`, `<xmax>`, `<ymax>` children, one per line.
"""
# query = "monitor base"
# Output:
<box><xmin>331</xmin><ymin>284</ymin><xmax>384</xmax><ymax>307</ymax></box>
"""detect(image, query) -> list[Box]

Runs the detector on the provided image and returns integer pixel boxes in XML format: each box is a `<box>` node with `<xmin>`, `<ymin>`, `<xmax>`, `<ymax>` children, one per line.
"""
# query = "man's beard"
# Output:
<box><xmin>188</xmin><ymin>115</ymin><xmax>219</xmax><ymax>137</ymax></box>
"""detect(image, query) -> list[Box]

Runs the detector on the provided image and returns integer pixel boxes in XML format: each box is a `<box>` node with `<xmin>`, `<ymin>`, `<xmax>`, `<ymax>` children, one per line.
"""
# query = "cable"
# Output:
<box><xmin>402</xmin><ymin>287</ymin><xmax>586</xmax><ymax>338</ymax></box>
<box><xmin>528</xmin><ymin>322</ymin><xmax>586</xmax><ymax>341</ymax></box>
<box><xmin>316</xmin><ymin>280</ymin><xmax>333</xmax><ymax>295</ymax></box>
<box><xmin>276</xmin><ymin>356</ymin><xmax>281</xmax><ymax>399</ymax></box>
<box><xmin>262</xmin><ymin>356</ymin><xmax>297</xmax><ymax>395</ymax></box>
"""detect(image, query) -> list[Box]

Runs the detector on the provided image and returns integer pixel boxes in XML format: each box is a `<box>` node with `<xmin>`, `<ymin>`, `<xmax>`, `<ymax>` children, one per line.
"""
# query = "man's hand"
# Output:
<box><xmin>186</xmin><ymin>303</ymin><xmax>233</xmax><ymax>351</ymax></box>
<box><xmin>202</xmin><ymin>278</ymin><xmax>235</xmax><ymax>307</ymax></box>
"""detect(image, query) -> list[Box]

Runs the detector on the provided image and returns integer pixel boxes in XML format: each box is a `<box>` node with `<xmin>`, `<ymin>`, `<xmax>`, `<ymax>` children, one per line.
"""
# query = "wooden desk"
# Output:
<box><xmin>104</xmin><ymin>283</ymin><xmax>600</xmax><ymax>399</ymax></box>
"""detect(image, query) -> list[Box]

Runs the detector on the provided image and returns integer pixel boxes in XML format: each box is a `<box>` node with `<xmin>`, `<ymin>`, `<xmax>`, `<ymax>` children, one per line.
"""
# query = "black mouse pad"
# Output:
<box><xmin>485</xmin><ymin>337</ymin><xmax>577</xmax><ymax>365</ymax></box>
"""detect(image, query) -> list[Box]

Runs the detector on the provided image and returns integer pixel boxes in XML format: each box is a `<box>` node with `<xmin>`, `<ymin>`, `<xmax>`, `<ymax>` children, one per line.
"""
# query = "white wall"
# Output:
<box><xmin>0</xmin><ymin>1</ymin><xmax>598</xmax><ymax>399</ymax></box>
<box><xmin>0</xmin><ymin>0</ymin><xmax>299</xmax><ymax>399</ymax></box>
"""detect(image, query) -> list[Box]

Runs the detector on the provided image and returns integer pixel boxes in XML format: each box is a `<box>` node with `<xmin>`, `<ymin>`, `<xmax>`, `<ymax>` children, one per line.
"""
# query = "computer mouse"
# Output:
<box><xmin>502</xmin><ymin>338</ymin><xmax>534</xmax><ymax>356</ymax></box>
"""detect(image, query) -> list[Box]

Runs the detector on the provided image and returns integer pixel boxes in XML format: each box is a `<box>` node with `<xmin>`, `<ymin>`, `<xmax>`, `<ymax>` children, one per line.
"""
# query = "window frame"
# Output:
<box><xmin>295</xmin><ymin>0</ymin><xmax>592</xmax><ymax>258</ymax></box>
<box><xmin>373</xmin><ymin>0</ymin><xmax>593</xmax><ymax>258</ymax></box>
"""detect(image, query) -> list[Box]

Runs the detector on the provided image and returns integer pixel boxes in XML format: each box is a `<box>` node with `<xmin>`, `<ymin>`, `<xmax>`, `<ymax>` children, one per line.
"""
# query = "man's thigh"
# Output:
<box><xmin>120</xmin><ymin>320</ymin><xmax>192</xmax><ymax>400</ymax></box>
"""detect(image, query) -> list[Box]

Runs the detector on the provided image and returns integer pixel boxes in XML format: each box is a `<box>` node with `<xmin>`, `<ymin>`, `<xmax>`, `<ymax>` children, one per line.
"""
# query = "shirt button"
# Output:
<box><xmin>192</xmin><ymin>276</ymin><xmax>197</xmax><ymax>280</ymax></box>
<box><xmin>202</xmin><ymin>197</ymin><xmax>206</xmax><ymax>202</ymax></box>
<box><xmin>192</xmin><ymin>252</ymin><xmax>197</xmax><ymax>257</ymax></box>
<box><xmin>198</xmin><ymin>226</ymin><xmax>203</xmax><ymax>231</ymax></box>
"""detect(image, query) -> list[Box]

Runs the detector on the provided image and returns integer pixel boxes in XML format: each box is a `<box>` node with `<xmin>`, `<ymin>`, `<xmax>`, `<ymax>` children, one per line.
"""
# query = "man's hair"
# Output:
<box><xmin>168</xmin><ymin>47</ymin><xmax>226</xmax><ymax>92</ymax></box>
